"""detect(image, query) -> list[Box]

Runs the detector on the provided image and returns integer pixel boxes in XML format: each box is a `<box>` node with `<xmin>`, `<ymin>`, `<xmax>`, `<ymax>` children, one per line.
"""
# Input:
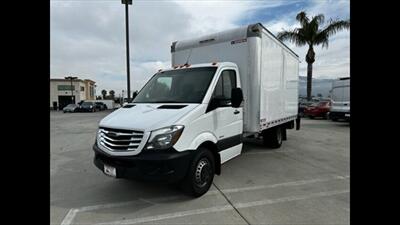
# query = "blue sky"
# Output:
<box><xmin>51</xmin><ymin>0</ymin><xmax>350</xmax><ymax>96</ymax></box>
<box><xmin>237</xmin><ymin>0</ymin><xmax>311</xmax><ymax>25</ymax></box>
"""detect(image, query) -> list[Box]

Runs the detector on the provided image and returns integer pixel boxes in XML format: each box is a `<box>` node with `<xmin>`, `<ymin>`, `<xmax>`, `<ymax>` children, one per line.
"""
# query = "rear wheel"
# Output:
<box><xmin>263</xmin><ymin>126</ymin><xmax>283</xmax><ymax>148</ymax></box>
<box><xmin>181</xmin><ymin>148</ymin><xmax>215</xmax><ymax>197</ymax></box>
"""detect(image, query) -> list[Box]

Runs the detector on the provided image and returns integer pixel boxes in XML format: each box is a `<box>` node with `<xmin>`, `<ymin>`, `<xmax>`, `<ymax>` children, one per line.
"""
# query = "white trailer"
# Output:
<box><xmin>85</xmin><ymin>99</ymin><xmax>115</xmax><ymax>109</ymax></box>
<box><xmin>329</xmin><ymin>77</ymin><xmax>350</xmax><ymax>121</ymax></box>
<box><xmin>171</xmin><ymin>23</ymin><xmax>300</xmax><ymax>134</ymax></box>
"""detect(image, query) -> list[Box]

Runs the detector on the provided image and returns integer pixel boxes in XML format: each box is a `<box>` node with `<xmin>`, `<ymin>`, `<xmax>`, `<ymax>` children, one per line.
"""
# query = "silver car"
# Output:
<box><xmin>63</xmin><ymin>104</ymin><xmax>79</xmax><ymax>113</ymax></box>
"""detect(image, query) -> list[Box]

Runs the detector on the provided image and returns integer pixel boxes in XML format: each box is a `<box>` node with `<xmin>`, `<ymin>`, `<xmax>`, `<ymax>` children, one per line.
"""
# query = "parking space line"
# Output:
<box><xmin>242</xmin><ymin>149</ymin><xmax>295</xmax><ymax>155</ymax></box>
<box><xmin>96</xmin><ymin>205</ymin><xmax>235</xmax><ymax>225</ymax></box>
<box><xmin>234</xmin><ymin>189</ymin><xmax>349</xmax><ymax>208</ymax></box>
<box><xmin>95</xmin><ymin>189</ymin><xmax>349</xmax><ymax>225</ymax></box>
<box><xmin>59</xmin><ymin>175</ymin><xmax>349</xmax><ymax>225</ymax></box>
<box><xmin>222</xmin><ymin>175</ymin><xmax>349</xmax><ymax>194</ymax></box>
<box><xmin>60</xmin><ymin>209</ymin><xmax>78</xmax><ymax>225</ymax></box>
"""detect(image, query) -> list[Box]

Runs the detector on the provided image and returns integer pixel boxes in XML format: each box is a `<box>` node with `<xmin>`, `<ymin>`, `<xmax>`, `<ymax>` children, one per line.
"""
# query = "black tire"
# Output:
<box><xmin>332</xmin><ymin>118</ymin><xmax>338</xmax><ymax>122</ymax></box>
<box><xmin>309</xmin><ymin>115</ymin><xmax>314</xmax><ymax>119</ymax></box>
<box><xmin>181</xmin><ymin>148</ymin><xmax>215</xmax><ymax>197</ymax></box>
<box><xmin>263</xmin><ymin>126</ymin><xmax>283</xmax><ymax>148</ymax></box>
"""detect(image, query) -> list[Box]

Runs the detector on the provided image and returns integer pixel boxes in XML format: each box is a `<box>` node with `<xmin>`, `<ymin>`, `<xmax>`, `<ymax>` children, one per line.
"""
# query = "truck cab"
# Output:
<box><xmin>93</xmin><ymin>62</ymin><xmax>244</xmax><ymax>197</ymax></box>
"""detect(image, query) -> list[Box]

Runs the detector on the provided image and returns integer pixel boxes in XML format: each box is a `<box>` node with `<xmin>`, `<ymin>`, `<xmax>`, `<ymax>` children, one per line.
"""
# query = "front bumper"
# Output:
<box><xmin>78</xmin><ymin>108</ymin><xmax>93</xmax><ymax>112</ymax></box>
<box><xmin>329</xmin><ymin>111</ymin><xmax>350</xmax><ymax>120</ymax></box>
<box><xmin>304</xmin><ymin>110</ymin><xmax>328</xmax><ymax>117</ymax></box>
<box><xmin>93</xmin><ymin>143</ymin><xmax>195</xmax><ymax>183</ymax></box>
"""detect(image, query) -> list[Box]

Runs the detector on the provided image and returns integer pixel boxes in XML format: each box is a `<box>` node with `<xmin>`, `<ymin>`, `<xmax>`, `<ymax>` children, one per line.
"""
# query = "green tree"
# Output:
<box><xmin>277</xmin><ymin>11</ymin><xmax>350</xmax><ymax>101</ymax></box>
<box><xmin>101</xmin><ymin>90</ymin><xmax>107</xmax><ymax>99</ymax></box>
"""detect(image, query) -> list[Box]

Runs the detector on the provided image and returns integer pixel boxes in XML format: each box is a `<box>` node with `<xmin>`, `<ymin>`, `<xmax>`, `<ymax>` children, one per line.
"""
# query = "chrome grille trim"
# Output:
<box><xmin>97</xmin><ymin>127</ymin><xmax>148</xmax><ymax>155</ymax></box>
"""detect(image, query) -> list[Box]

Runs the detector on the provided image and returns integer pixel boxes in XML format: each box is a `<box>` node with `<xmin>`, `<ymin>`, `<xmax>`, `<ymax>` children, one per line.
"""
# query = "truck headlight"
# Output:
<box><xmin>145</xmin><ymin>125</ymin><xmax>184</xmax><ymax>150</ymax></box>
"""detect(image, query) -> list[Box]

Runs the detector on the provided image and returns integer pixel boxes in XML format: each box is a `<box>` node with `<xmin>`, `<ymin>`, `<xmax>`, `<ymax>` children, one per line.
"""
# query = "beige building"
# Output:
<box><xmin>50</xmin><ymin>78</ymin><xmax>96</xmax><ymax>109</ymax></box>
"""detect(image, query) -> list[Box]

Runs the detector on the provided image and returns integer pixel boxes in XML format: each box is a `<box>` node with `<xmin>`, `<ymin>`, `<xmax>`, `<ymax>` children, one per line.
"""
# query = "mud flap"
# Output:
<box><xmin>296</xmin><ymin>114</ymin><xmax>301</xmax><ymax>130</ymax></box>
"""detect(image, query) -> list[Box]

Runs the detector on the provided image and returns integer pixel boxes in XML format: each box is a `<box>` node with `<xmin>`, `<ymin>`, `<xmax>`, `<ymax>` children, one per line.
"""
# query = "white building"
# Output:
<box><xmin>50</xmin><ymin>78</ymin><xmax>96</xmax><ymax>109</ymax></box>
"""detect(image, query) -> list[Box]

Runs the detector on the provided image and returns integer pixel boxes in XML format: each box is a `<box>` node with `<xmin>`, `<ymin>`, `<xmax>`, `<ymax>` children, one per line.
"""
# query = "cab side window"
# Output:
<box><xmin>212</xmin><ymin>70</ymin><xmax>237</xmax><ymax>102</ymax></box>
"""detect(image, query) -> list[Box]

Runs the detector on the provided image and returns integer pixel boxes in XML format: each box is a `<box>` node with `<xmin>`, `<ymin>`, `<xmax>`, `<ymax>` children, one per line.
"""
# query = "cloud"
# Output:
<box><xmin>51</xmin><ymin>0</ymin><xmax>192</xmax><ymax>94</ymax></box>
<box><xmin>51</xmin><ymin>0</ymin><xmax>350</xmax><ymax>95</ymax></box>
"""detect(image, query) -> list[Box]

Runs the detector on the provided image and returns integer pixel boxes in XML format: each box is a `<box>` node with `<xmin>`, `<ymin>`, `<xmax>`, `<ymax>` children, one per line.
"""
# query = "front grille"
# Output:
<box><xmin>98</xmin><ymin>127</ymin><xmax>144</xmax><ymax>152</ymax></box>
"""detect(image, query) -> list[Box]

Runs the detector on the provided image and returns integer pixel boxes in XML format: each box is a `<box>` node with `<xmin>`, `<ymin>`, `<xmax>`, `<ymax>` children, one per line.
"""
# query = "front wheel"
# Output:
<box><xmin>181</xmin><ymin>148</ymin><xmax>215</xmax><ymax>197</ymax></box>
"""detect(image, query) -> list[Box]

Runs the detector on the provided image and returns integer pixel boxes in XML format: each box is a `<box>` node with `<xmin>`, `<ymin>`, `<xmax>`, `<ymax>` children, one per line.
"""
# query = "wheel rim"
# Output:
<box><xmin>194</xmin><ymin>158</ymin><xmax>212</xmax><ymax>188</ymax></box>
<box><xmin>277</xmin><ymin>128</ymin><xmax>282</xmax><ymax>144</ymax></box>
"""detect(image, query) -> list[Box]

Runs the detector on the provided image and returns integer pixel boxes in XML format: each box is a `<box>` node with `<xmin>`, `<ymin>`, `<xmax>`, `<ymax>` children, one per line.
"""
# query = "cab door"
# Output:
<box><xmin>207</xmin><ymin>68</ymin><xmax>243</xmax><ymax>163</ymax></box>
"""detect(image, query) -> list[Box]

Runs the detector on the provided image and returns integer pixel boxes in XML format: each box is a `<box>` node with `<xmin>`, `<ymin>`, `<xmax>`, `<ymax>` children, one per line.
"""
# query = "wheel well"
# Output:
<box><xmin>198</xmin><ymin>141</ymin><xmax>221</xmax><ymax>175</ymax></box>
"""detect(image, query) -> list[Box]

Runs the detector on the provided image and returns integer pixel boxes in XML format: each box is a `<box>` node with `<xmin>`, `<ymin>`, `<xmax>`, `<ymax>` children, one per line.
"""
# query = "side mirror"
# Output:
<box><xmin>231</xmin><ymin>88</ymin><xmax>243</xmax><ymax>108</ymax></box>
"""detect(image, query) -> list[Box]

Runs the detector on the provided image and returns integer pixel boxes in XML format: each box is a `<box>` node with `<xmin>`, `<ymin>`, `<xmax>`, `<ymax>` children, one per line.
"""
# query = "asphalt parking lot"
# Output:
<box><xmin>51</xmin><ymin>110</ymin><xmax>349</xmax><ymax>225</ymax></box>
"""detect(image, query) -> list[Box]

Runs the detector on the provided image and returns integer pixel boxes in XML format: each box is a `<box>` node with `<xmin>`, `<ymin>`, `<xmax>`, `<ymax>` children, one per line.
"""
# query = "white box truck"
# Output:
<box><xmin>329</xmin><ymin>77</ymin><xmax>350</xmax><ymax>121</ymax></box>
<box><xmin>93</xmin><ymin>23</ymin><xmax>300</xmax><ymax>197</ymax></box>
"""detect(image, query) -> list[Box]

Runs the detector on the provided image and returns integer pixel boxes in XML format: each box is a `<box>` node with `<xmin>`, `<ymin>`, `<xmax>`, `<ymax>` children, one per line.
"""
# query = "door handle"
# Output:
<box><xmin>234</xmin><ymin>110</ymin><xmax>240</xmax><ymax>114</ymax></box>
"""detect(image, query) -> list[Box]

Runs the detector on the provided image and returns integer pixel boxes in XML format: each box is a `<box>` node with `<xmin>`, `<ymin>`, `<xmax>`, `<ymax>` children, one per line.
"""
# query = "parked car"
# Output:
<box><xmin>304</xmin><ymin>101</ymin><xmax>331</xmax><ymax>119</ymax></box>
<box><xmin>95</xmin><ymin>102</ymin><xmax>108</xmax><ymax>111</ymax></box>
<box><xmin>78</xmin><ymin>102</ymin><xmax>97</xmax><ymax>112</ymax></box>
<box><xmin>298</xmin><ymin>101</ymin><xmax>314</xmax><ymax>117</ymax></box>
<box><xmin>63</xmin><ymin>104</ymin><xmax>79</xmax><ymax>113</ymax></box>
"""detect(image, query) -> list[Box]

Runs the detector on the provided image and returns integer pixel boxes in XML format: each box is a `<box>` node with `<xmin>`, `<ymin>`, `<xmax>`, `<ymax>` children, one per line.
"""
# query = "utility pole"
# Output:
<box><xmin>122</xmin><ymin>0</ymin><xmax>133</xmax><ymax>102</ymax></box>
<box><xmin>65</xmin><ymin>76</ymin><xmax>78</xmax><ymax>104</ymax></box>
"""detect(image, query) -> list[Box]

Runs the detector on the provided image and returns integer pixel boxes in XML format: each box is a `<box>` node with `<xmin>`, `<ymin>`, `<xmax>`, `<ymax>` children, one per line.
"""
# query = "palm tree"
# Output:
<box><xmin>109</xmin><ymin>90</ymin><xmax>115</xmax><ymax>100</ymax></box>
<box><xmin>101</xmin><ymin>90</ymin><xmax>107</xmax><ymax>99</ymax></box>
<box><xmin>277</xmin><ymin>11</ymin><xmax>350</xmax><ymax>101</ymax></box>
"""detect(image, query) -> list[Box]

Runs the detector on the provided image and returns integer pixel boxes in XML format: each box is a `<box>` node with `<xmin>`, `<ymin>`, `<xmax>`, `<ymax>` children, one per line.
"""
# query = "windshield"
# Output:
<box><xmin>133</xmin><ymin>67</ymin><xmax>217</xmax><ymax>103</ymax></box>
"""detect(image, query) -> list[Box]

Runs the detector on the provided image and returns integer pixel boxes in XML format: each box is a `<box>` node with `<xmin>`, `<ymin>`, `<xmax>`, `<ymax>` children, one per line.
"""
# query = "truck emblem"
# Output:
<box><xmin>108</xmin><ymin>132</ymin><xmax>119</xmax><ymax>137</ymax></box>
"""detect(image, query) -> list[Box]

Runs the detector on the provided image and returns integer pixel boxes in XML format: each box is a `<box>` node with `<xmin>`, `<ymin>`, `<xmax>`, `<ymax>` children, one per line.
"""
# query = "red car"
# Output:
<box><xmin>304</xmin><ymin>101</ymin><xmax>331</xmax><ymax>119</ymax></box>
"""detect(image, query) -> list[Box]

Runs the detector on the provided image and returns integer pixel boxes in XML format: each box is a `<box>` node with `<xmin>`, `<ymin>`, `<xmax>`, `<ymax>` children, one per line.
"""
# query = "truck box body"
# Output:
<box><xmin>330</xmin><ymin>77</ymin><xmax>350</xmax><ymax>119</ymax></box>
<box><xmin>171</xmin><ymin>23</ymin><xmax>299</xmax><ymax>133</ymax></box>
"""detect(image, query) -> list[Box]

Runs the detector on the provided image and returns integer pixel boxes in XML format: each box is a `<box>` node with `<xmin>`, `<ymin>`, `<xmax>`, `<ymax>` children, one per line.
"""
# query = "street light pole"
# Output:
<box><xmin>65</xmin><ymin>76</ymin><xmax>78</xmax><ymax>104</ymax></box>
<box><xmin>122</xmin><ymin>0</ymin><xmax>132</xmax><ymax>102</ymax></box>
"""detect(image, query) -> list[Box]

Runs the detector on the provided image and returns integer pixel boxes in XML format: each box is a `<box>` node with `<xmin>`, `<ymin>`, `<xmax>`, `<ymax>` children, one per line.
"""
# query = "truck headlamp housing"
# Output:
<box><xmin>145</xmin><ymin>125</ymin><xmax>184</xmax><ymax>150</ymax></box>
